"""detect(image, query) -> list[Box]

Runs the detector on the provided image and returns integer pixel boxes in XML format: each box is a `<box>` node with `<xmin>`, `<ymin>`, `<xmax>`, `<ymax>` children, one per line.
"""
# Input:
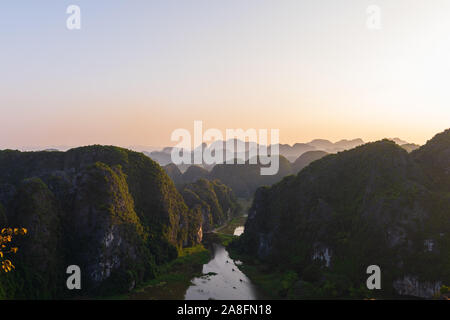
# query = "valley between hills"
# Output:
<box><xmin>0</xmin><ymin>130</ymin><xmax>449</xmax><ymax>300</ymax></box>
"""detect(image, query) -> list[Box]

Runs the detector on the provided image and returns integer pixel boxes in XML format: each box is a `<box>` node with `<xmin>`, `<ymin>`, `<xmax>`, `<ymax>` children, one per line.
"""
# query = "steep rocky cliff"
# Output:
<box><xmin>0</xmin><ymin>146</ymin><xmax>200</xmax><ymax>298</ymax></box>
<box><xmin>238</xmin><ymin>130</ymin><xmax>450</xmax><ymax>299</ymax></box>
<box><xmin>180</xmin><ymin>178</ymin><xmax>240</xmax><ymax>233</ymax></box>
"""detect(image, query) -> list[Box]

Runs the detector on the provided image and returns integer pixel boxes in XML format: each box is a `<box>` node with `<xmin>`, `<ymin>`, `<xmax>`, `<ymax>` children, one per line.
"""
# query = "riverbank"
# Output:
<box><xmin>105</xmin><ymin>245</ymin><xmax>210</xmax><ymax>300</ymax></box>
<box><xmin>185</xmin><ymin>237</ymin><xmax>263</xmax><ymax>300</ymax></box>
<box><xmin>214</xmin><ymin>215</ymin><xmax>247</xmax><ymax>235</ymax></box>
<box><xmin>212</xmin><ymin>200</ymin><xmax>291</xmax><ymax>299</ymax></box>
<box><xmin>113</xmin><ymin>220</ymin><xmax>245</xmax><ymax>299</ymax></box>
<box><xmin>108</xmin><ymin>199</ymin><xmax>253</xmax><ymax>300</ymax></box>
<box><xmin>129</xmin><ymin>245</ymin><xmax>212</xmax><ymax>300</ymax></box>
<box><xmin>226</xmin><ymin>248</ymin><xmax>292</xmax><ymax>299</ymax></box>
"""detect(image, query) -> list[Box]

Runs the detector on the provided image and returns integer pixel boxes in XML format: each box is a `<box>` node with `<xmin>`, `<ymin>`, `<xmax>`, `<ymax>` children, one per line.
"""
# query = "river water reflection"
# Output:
<box><xmin>233</xmin><ymin>226</ymin><xmax>244</xmax><ymax>236</ymax></box>
<box><xmin>185</xmin><ymin>229</ymin><xmax>262</xmax><ymax>300</ymax></box>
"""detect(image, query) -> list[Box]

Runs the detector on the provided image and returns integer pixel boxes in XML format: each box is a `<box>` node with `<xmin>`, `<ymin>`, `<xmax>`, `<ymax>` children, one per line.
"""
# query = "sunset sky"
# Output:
<box><xmin>1</xmin><ymin>0</ymin><xmax>449</xmax><ymax>150</ymax></box>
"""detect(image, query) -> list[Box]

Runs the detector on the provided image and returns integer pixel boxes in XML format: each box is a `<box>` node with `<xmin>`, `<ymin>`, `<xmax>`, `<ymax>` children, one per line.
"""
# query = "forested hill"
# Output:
<box><xmin>179</xmin><ymin>178</ymin><xmax>241</xmax><ymax>234</ymax></box>
<box><xmin>237</xmin><ymin>129</ymin><xmax>450</xmax><ymax>299</ymax></box>
<box><xmin>0</xmin><ymin>146</ymin><xmax>212</xmax><ymax>298</ymax></box>
<box><xmin>164</xmin><ymin>155</ymin><xmax>317</xmax><ymax>198</ymax></box>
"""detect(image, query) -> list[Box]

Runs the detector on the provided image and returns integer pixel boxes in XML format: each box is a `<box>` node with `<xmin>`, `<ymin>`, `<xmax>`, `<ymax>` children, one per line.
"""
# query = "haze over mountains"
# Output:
<box><xmin>146</xmin><ymin>138</ymin><xmax>364</xmax><ymax>166</ymax></box>
<box><xmin>146</xmin><ymin>137</ymin><xmax>419</xmax><ymax>168</ymax></box>
<box><xmin>11</xmin><ymin>138</ymin><xmax>419</xmax><ymax>166</ymax></box>
<box><xmin>157</xmin><ymin>138</ymin><xmax>420</xmax><ymax>198</ymax></box>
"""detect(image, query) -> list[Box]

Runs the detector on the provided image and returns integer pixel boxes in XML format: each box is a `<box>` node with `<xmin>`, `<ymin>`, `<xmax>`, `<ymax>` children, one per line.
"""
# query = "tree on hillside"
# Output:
<box><xmin>0</xmin><ymin>228</ymin><xmax>27</xmax><ymax>273</ymax></box>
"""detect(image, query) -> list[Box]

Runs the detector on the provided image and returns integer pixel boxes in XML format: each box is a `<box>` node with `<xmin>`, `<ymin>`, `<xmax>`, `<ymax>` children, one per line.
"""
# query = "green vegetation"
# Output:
<box><xmin>181</xmin><ymin>166</ymin><xmax>210</xmax><ymax>184</ymax></box>
<box><xmin>1</xmin><ymin>129</ymin><xmax>448</xmax><ymax>299</ymax></box>
<box><xmin>0</xmin><ymin>146</ymin><xmax>203</xmax><ymax>298</ymax></box>
<box><xmin>1</xmin><ymin>178</ymin><xmax>64</xmax><ymax>299</ymax></box>
<box><xmin>125</xmin><ymin>245</ymin><xmax>210</xmax><ymax>300</ymax></box>
<box><xmin>210</xmin><ymin>233</ymin><xmax>237</xmax><ymax>247</ymax></box>
<box><xmin>165</xmin><ymin>156</ymin><xmax>296</xmax><ymax>199</ymax></box>
<box><xmin>209</xmin><ymin>156</ymin><xmax>293</xmax><ymax>198</ymax></box>
<box><xmin>0</xmin><ymin>145</ymin><xmax>248</xmax><ymax>299</ymax></box>
<box><xmin>211</xmin><ymin>197</ymin><xmax>249</xmax><ymax>244</ymax></box>
<box><xmin>227</xmin><ymin>257</ymin><xmax>298</xmax><ymax>299</ymax></box>
<box><xmin>163</xmin><ymin>163</ymin><xmax>183</xmax><ymax>185</ymax></box>
<box><xmin>235</xmin><ymin>129</ymin><xmax>450</xmax><ymax>299</ymax></box>
<box><xmin>180</xmin><ymin>178</ymin><xmax>241</xmax><ymax>232</ymax></box>
<box><xmin>440</xmin><ymin>285</ymin><xmax>450</xmax><ymax>295</ymax></box>
<box><xmin>229</xmin><ymin>248</ymin><xmax>374</xmax><ymax>300</ymax></box>
<box><xmin>215</xmin><ymin>215</ymin><xmax>247</xmax><ymax>235</ymax></box>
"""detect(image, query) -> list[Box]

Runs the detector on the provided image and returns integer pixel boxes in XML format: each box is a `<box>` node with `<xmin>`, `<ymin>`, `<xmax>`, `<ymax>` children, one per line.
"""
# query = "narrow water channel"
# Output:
<box><xmin>184</xmin><ymin>226</ymin><xmax>262</xmax><ymax>300</ymax></box>
<box><xmin>233</xmin><ymin>226</ymin><xmax>244</xmax><ymax>236</ymax></box>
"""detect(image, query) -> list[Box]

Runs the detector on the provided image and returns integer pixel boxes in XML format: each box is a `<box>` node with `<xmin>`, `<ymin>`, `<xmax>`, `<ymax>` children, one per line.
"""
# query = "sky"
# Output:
<box><xmin>1</xmin><ymin>0</ymin><xmax>449</xmax><ymax>150</ymax></box>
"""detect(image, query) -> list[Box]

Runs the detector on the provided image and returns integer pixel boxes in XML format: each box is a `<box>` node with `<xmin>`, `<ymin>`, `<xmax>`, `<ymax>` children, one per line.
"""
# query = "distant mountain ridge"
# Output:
<box><xmin>148</xmin><ymin>138</ymin><xmax>360</xmax><ymax>165</ymax></box>
<box><xmin>148</xmin><ymin>137</ymin><xmax>417</xmax><ymax>168</ymax></box>
<box><xmin>164</xmin><ymin>155</ymin><xmax>311</xmax><ymax>198</ymax></box>
<box><xmin>161</xmin><ymin>136</ymin><xmax>417</xmax><ymax>198</ymax></box>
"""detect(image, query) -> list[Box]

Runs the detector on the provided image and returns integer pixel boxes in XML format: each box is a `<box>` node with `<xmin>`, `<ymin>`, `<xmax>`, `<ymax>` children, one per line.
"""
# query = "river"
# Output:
<box><xmin>184</xmin><ymin>226</ymin><xmax>262</xmax><ymax>300</ymax></box>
